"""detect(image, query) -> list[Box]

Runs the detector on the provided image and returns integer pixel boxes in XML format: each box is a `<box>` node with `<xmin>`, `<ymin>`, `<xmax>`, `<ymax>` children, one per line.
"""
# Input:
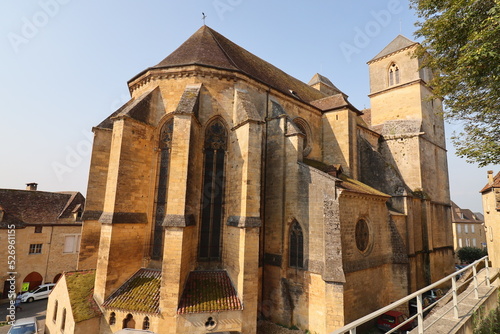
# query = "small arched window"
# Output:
<box><xmin>52</xmin><ymin>300</ymin><xmax>58</xmax><ymax>323</ymax></box>
<box><xmin>142</xmin><ymin>316</ymin><xmax>150</xmax><ymax>330</ymax></box>
<box><xmin>389</xmin><ymin>63</ymin><xmax>400</xmax><ymax>86</ymax></box>
<box><xmin>293</xmin><ymin>118</ymin><xmax>312</xmax><ymax>157</ymax></box>
<box><xmin>109</xmin><ymin>312</ymin><xmax>116</xmax><ymax>325</ymax></box>
<box><xmin>123</xmin><ymin>314</ymin><xmax>135</xmax><ymax>329</ymax></box>
<box><xmin>61</xmin><ymin>308</ymin><xmax>66</xmax><ymax>331</ymax></box>
<box><xmin>289</xmin><ymin>221</ymin><xmax>304</xmax><ymax>269</ymax></box>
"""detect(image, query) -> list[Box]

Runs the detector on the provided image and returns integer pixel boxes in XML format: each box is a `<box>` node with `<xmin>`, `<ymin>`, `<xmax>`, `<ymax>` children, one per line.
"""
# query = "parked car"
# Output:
<box><xmin>409</xmin><ymin>288</ymin><xmax>444</xmax><ymax>315</ymax></box>
<box><xmin>376</xmin><ymin>310</ymin><xmax>415</xmax><ymax>333</ymax></box>
<box><xmin>20</xmin><ymin>283</ymin><xmax>55</xmax><ymax>303</ymax></box>
<box><xmin>7</xmin><ymin>316</ymin><xmax>39</xmax><ymax>334</ymax></box>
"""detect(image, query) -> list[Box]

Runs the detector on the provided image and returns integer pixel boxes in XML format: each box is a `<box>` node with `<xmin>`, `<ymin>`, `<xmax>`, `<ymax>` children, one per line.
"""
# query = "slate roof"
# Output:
<box><xmin>132</xmin><ymin>26</ymin><xmax>329</xmax><ymax>104</ymax></box>
<box><xmin>65</xmin><ymin>270</ymin><xmax>101</xmax><ymax>323</ymax></box>
<box><xmin>369</xmin><ymin>35</ymin><xmax>417</xmax><ymax>63</ymax></box>
<box><xmin>0</xmin><ymin>189</ymin><xmax>84</xmax><ymax>228</ymax></box>
<box><xmin>480</xmin><ymin>171</ymin><xmax>500</xmax><ymax>193</ymax></box>
<box><xmin>103</xmin><ymin>268</ymin><xmax>161</xmax><ymax>314</ymax></box>
<box><xmin>177</xmin><ymin>270</ymin><xmax>242</xmax><ymax>314</ymax></box>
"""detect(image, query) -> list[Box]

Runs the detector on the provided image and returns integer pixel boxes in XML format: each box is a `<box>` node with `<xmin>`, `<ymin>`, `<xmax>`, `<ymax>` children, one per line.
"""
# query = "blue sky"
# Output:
<box><xmin>0</xmin><ymin>0</ymin><xmax>496</xmax><ymax>213</ymax></box>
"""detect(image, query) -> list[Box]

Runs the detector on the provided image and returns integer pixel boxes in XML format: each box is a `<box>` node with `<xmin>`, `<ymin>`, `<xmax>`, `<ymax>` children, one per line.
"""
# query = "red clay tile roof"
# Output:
<box><xmin>65</xmin><ymin>270</ymin><xmax>101</xmax><ymax>323</ymax></box>
<box><xmin>103</xmin><ymin>269</ymin><xmax>161</xmax><ymax>314</ymax></box>
<box><xmin>0</xmin><ymin>189</ymin><xmax>84</xmax><ymax>227</ymax></box>
<box><xmin>309</xmin><ymin>93</ymin><xmax>361</xmax><ymax>114</ymax></box>
<box><xmin>450</xmin><ymin>201</ymin><xmax>484</xmax><ymax>224</ymax></box>
<box><xmin>480</xmin><ymin>171</ymin><xmax>500</xmax><ymax>193</ymax></box>
<box><xmin>133</xmin><ymin>26</ymin><xmax>329</xmax><ymax>104</ymax></box>
<box><xmin>177</xmin><ymin>271</ymin><xmax>242</xmax><ymax>314</ymax></box>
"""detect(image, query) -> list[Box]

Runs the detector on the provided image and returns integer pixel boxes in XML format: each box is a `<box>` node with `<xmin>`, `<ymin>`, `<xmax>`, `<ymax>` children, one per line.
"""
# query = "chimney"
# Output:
<box><xmin>26</xmin><ymin>183</ymin><xmax>38</xmax><ymax>191</ymax></box>
<box><xmin>487</xmin><ymin>171</ymin><xmax>494</xmax><ymax>185</ymax></box>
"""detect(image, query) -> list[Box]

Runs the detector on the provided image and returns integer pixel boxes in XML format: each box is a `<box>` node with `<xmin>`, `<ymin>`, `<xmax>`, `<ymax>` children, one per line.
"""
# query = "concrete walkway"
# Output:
<box><xmin>410</xmin><ymin>268</ymin><xmax>499</xmax><ymax>334</ymax></box>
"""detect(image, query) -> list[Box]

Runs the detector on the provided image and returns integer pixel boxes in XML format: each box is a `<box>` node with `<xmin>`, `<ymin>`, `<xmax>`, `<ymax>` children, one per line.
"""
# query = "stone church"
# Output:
<box><xmin>46</xmin><ymin>26</ymin><xmax>454</xmax><ymax>334</ymax></box>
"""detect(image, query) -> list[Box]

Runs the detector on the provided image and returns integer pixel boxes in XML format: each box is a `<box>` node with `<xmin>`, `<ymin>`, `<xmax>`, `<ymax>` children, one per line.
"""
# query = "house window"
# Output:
<box><xmin>466</xmin><ymin>238</ymin><xmax>471</xmax><ymax>247</ymax></box>
<box><xmin>458</xmin><ymin>238</ymin><xmax>462</xmax><ymax>248</ymax></box>
<box><xmin>199</xmin><ymin>119</ymin><xmax>227</xmax><ymax>261</ymax></box>
<box><xmin>63</xmin><ymin>235</ymin><xmax>81</xmax><ymax>253</ymax></box>
<box><xmin>464</xmin><ymin>225</ymin><xmax>469</xmax><ymax>234</ymax></box>
<box><xmin>472</xmin><ymin>238</ymin><xmax>477</xmax><ymax>247</ymax></box>
<box><xmin>109</xmin><ymin>312</ymin><xmax>116</xmax><ymax>325</ymax></box>
<box><xmin>61</xmin><ymin>308</ymin><xmax>66</xmax><ymax>332</ymax></box>
<box><xmin>471</xmin><ymin>225</ymin><xmax>475</xmax><ymax>233</ymax></box>
<box><xmin>389</xmin><ymin>63</ymin><xmax>400</xmax><ymax>86</ymax></box>
<box><xmin>289</xmin><ymin>221</ymin><xmax>304</xmax><ymax>269</ymax></box>
<box><xmin>457</xmin><ymin>224</ymin><xmax>461</xmax><ymax>233</ymax></box>
<box><xmin>53</xmin><ymin>300</ymin><xmax>58</xmax><ymax>323</ymax></box>
<box><xmin>34</xmin><ymin>226</ymin><xmax>42</xmax><ymax>233</ymax></box>
<box><xmin>152</xmin><ymin>119</ymin><xmax>174</xmax><ymax>260</ymax></box>
<box><xmin>29</xmin><ymin>244</ymin><xmax>42</xmax><ymax>254</ymax></box>
<box><xmin>142</xmin><ymin>316</ymin><xmax>150</xmax><ymax>330</ymax></box>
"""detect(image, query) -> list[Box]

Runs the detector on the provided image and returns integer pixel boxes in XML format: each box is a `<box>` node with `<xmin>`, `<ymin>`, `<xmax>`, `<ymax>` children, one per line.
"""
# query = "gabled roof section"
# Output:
<box><xmin>308</xmin><ymin>73</ymin><xmax>343</xmax><ymax>94</ymax></box>
<box><xmin>480</xmin><ymin>171</ymin><xmax>500</xmax><ymax>193</ymax></box>
<box><xmin>0</xmin><ymin>189</ymin><xmax>85</xmax><ymax>227</ymax></box>
<box><xmin>65</xmin><ymin>270</ymin><xmax>101</xmax><ymax>323</ymax></box>
<box><xmin>139</xmin><ymin>26</ymin><xmax>327</xmax><ymax>103</ymax></box>
<box><xmin>177</xmin><ymin>270</ymin><xmax>242</xmax><ymax>314</ymax></box>
<box><xmin>103</xmin><ymin>268</ymin><xmax>161</xmax><ymax>314</ymax></box>
<box><xmin>310</xmin><ymin>93</ymin><xmax>361</xmax><ymax>115</ymax></box>
<box><xmin>451</xmin><ymin>201</ymin><xmax>483</xmax><ymax>223</ymax></box>
<box><xmin>369</xmin><ymin>35</ymin><xmax>418</xmax><ymax>63</ymax></box>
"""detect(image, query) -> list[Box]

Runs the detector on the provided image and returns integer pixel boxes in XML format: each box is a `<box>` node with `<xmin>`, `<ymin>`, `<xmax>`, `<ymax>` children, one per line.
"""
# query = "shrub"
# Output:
<box><xmin>457</xmin><ymin>247</ymin><xmax>488</xmax><ymax>264</ymax></box>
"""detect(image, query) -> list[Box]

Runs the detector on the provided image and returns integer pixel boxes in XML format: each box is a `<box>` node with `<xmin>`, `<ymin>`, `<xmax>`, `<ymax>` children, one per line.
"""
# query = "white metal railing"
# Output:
<box><xmin>331</xmin><ymin>256</ymin><xmax>491</xmax><ymax>334</ymax></box>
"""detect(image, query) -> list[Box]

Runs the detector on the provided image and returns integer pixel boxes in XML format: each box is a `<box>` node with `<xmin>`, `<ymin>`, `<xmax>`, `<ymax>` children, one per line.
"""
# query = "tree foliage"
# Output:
<box><xmin>410</xmin><ymin>0</ymin><xmax>500</xmax><ymax>166</ymax></box>
<box><xmin>457</xmin><ymin>246</ymin><xmax>488</xmax><ymax>263</ymax></box>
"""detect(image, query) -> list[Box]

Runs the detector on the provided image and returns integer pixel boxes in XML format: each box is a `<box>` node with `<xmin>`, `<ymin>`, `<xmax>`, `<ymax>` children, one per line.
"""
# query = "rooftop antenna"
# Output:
<box><xmin>202</xmin><ymin>12</ymin><xmax>207</xmax><ymax>25</ymax></box>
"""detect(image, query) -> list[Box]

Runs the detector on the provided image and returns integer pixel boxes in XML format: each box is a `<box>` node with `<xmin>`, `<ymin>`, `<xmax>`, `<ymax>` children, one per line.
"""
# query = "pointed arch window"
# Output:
<box><xmin>289</xmin><ymin>221</ymin><xmax>304</xmax><ymax>269</ymax></box>
<box><xmin>142</xmin><ymin>316</ymin><xmax>150</xmax><ymax>330</ymax></box>
<box><xmin>199</xmin><ymin>119</ymin><xmax>227</xmax><ymax>261</ymax></box>
<box><xmin>389</xmin><ymin>63</ymin><xmax>400</xmax><ymax>86</ymax></box>
<box><xmin>152</xmin><ymin>119</ymin><xmax>174</xmax><ymax>260</ymax></box>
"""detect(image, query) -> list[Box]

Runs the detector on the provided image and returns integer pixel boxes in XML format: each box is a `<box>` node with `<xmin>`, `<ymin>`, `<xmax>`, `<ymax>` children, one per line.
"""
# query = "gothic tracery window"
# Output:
<box><xmin>389</xmin><ymin>63</ymin><xmax>400</xmax><ymax>86</ymax></box>
<box><xmin>289</xmin><ymin>221</ymin><xmax>304</xmax><ymax>269</ymax></box>
<box><xmin>199</xmin><ymin>119</ymin><xmax>227</xmax><ymax>261</ymax></box>
<box><xmin>152</xmin><ymin>119</ymin><xmax>174</xmax><ymax>260</ymax></box>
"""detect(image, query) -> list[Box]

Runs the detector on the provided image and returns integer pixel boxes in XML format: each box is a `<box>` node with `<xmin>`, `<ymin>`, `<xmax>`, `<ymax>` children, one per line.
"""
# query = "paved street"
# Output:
<box><xmin>0</xmin><ymin>298</ymin><xmax>47</xmax><ymax>333</ymax></box>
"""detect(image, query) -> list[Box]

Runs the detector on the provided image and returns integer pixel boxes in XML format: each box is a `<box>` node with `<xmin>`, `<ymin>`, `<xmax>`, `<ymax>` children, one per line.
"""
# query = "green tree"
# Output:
<box><xmin>410</xmin><ymin>0</ymin><xmax>500</xmax><ymax>166</ymax></box>
<box><xmin>457</xmin><ymin>246</ymin><xmax>488</xmax><ymax>264</ymax></box>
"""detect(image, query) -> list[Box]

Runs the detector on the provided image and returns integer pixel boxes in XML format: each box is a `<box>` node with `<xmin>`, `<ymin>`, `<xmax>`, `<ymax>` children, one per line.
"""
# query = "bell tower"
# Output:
<box><xmin>367</xmin><ymin>35</ymin><xmax>449</xmax><ymax>204</ymax></box>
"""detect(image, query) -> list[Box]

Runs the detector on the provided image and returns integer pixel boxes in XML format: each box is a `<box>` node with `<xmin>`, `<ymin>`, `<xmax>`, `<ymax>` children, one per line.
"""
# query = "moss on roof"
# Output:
<box><xmin>177</xmin><ymin>271</ymin><xmax>242</xmax><ymax>314</ymax></box>
<box><xmin>65</xmin><ymin>270</ymin><xmax>101</xmax><ymax>323</ymax></box>
<box><xmin>103</xmin><ymin>269</ymin><xmax>161</xmax><ymax>314</ymax></box>
<box><xmin>339</xmin><ymin>174</ymin><xmax>390</xmax><ymax>198</ymax></box>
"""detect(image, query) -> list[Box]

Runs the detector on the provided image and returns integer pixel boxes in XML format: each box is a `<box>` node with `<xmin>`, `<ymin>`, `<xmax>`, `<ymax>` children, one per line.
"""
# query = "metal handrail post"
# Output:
<box><xmin>473</xmin><ymin>264</ymin><xmax>479</xmax><ymax>299</ymax></box>
<box><xmin>349</xmin><ymin>328</ymin><xmax>356</xmax><ymax>334</ymax></box>
<box><xmin>452</xmin><ymin>276</ymin><xmax>458</xmax><ymax>318</ymax></box>
<box><xmin>485</xmin><ymin>257</ymin><xmax>490</xmax><ymax>287</ymax></box>
<box><xmin>417</xmin><ymin>294</ymin><xmax>424</xmax><ymax>334</ymax></box>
